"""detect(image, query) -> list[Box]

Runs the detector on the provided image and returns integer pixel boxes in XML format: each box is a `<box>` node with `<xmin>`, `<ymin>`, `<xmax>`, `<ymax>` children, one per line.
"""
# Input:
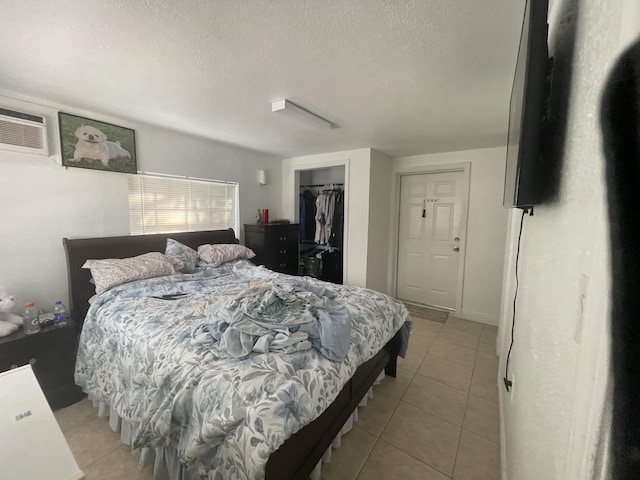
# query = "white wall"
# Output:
<box><xmin>0</xmin><ymin>93</ymin><xmax>280</xmax><ymax>312</ymax></box>
<box><xmin>366</xmin><ymin>150</ymin><xmax>392</xmax><ymax>293</ymax></box>
<box><xmin>497</xmin><ymin>0</ymin><xmax>637</xmax><ymax>478</ymax></box>
<box><xmin>392</xmin><ymin>147</ymin><xmax>508</xmax><ymax>325</ymax></box>
<box><xmin>299</xmin><ymin>165</ymin><xmax>345</xmax><ymax>186</ymax></box>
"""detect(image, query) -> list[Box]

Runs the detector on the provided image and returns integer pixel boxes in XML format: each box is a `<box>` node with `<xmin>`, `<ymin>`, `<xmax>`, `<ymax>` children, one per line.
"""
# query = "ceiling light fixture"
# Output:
<box><xmin>271</xmin><ymin>99</ymin><xmax>337</xmax><ymax>130</ymax></box>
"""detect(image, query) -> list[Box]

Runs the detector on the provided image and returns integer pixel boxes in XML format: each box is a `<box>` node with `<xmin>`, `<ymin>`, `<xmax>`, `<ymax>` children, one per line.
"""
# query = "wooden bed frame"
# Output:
<box><xmin>63</xmin><ymin>228</ymin><xmax>401</xmax><ymax>480</ymax></box>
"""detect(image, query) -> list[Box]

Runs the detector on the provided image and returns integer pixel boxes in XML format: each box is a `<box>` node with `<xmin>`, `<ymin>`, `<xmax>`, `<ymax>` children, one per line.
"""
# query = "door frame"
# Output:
<box><xmin>389</xmin><ymin>162</ymin><xmax>471</xmax><ymax>315</ymax></box>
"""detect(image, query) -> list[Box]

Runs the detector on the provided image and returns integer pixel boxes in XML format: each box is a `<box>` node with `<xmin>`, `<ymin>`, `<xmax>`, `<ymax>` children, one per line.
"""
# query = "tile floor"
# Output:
<box><xmin>55</xmin><ymin>315</ymin><xmax>500</xmax><ymax>480</ymax></box>
<box><xmin>320</xmin><ymin>315</ymin><xmax>501</xmax><ymax>480</ymax></box>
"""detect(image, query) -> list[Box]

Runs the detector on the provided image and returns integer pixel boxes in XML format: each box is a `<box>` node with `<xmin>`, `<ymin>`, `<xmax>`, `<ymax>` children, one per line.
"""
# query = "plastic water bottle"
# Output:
<box><xmin>53</xmin><ymin>300</ymin><xmax>68</xmax><ymax>327</ymax></box>
<box><xmin>23</xmin><ymin>302</ymin><xmax>40</xmax><ymax>335</ymax></box>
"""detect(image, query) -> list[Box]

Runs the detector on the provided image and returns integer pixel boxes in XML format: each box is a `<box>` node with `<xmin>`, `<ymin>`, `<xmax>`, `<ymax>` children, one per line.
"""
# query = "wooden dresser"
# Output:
<box><xmin>244</xmin><ymin>223</ymin><xmax>299</xmax><ymax>275</ymax></box>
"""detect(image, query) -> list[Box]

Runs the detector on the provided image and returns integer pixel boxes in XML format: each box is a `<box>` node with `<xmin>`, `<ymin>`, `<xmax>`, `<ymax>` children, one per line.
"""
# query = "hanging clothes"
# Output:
<box><xmin>314</xmin><ymin>189</ymin><xmax>338</xmax><ymax>245</ymax></box>
<box><xmin>323</xmin><ymin>190</ymin><xmax>336</xmax><ymax>245</ymax></box>
<box><xmin>299</xmin><ymin>189</ymin><xmax>316</xmax><ymax>241</ymax></box>
<box><xmin>299</xmin><ymin>184</ymin><xmax>344</xmax><ymax>284</ymax></box>
<box><xmin>314</xmin><ymin>192</ymin><xmax>326</xmax><ymax>244</ymax></box>
<box><xmin>328</xmin><ymin>189</ymin><xmax>344</xmax><ymax>249</ymax></box>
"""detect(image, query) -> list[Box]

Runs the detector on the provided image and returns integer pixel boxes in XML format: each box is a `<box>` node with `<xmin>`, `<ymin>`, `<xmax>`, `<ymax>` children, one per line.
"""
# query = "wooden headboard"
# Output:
<box><xmin>63</xmin><ymin>228</ymin><xmax>239</xmax><ymax>329</ymax></box>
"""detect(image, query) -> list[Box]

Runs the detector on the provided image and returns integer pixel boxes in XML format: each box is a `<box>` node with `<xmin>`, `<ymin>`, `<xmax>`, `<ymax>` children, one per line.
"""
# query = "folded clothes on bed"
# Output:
<box><xmin>203</xmin><ymin>279</ymin><xmax>351</xmax><ymax>361</ymax></box>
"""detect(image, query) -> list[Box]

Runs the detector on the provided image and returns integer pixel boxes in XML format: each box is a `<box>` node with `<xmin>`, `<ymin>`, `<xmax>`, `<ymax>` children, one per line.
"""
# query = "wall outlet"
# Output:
<box><xmin>505</xmin><ymin>372</ymin><xmax>515</xmax><ymax>397</ymax></box>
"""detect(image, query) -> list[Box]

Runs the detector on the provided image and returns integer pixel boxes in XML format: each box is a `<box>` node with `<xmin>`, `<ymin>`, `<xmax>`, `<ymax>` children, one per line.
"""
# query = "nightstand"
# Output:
<box><xmin>244</xmin><ymin>223</ymin><xmax>300</xmax><ymax>275</ymax></box>
<box><xmin>0</xmin><ymin>323</ymin><xmax>84</xmax><ymax>410</ymax></box>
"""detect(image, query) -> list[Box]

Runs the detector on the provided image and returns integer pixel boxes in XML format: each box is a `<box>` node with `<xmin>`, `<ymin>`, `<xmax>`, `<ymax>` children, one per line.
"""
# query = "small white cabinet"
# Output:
<box><xmin>0</xmin><ymin>365</ymin><xmax>84</xmax><ymax>480</ymax></box>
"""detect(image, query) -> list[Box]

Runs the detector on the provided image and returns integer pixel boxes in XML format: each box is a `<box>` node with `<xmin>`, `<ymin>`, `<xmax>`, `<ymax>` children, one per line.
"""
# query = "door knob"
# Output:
<box><xmin>454</xmin><ymin>237</ymin><xmax>460</xmax><ymax>242</ymax></box>
<box><xmin>453</xmin><ymin>247</ymin><xmax>460</xmax><ymax>252</ymax></box>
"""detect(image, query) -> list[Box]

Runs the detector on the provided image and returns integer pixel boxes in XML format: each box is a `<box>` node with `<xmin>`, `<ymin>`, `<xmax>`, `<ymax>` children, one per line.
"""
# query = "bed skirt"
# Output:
<box><xmin>90</xmin><ymin>370</ymin><xmax>385</xmax><ymax>480</ymax></box>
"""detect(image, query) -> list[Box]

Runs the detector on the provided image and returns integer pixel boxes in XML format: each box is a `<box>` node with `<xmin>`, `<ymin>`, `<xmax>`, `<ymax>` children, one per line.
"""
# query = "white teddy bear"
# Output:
<box><xmin>0</xmin><ymin>287</ymin><xmax>23</xmax><ymax>337</ymax></box>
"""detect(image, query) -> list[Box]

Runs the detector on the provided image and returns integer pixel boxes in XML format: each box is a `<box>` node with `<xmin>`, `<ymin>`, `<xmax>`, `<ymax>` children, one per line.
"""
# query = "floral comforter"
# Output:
<box><xmin>75</xmin><ymin>260</ymin><xmax>411</xmax><ymax>480</ymax></box>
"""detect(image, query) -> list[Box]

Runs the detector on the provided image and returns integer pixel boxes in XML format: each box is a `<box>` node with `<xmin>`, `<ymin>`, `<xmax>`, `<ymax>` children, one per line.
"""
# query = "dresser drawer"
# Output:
<box><xmin>263</xmin><ymin>249</ymin><xmax>299</xmax><ymax>274</ymax></box>
<box><xmin>245</xmin><ymin>223</ymin><xmax>300</xmax><ymax>275</ymax></box>
<box><xmin>265</xmin><ymin>230</ymin><xmax>297</xmax><ymax>249</ymax></box>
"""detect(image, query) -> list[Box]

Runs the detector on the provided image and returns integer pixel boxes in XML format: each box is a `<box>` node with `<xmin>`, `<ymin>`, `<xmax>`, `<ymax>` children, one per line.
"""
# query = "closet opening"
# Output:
<box><xmin>298</xmin><ymin>166</ymin><xmax>345</xmax><ymax>284</ymax></box>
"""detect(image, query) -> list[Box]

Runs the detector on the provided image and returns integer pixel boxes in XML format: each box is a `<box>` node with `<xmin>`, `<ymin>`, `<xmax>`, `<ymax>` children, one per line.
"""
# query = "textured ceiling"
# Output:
<box><xmin>0</xmin><ymin>0</ymin><xmax>525</xmax><ymax>158</ymax></box>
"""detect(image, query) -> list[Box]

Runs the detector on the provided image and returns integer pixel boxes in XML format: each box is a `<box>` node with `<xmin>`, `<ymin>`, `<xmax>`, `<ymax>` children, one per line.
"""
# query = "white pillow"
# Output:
<box><xmin>165</xmin><ymin>238</ymin><xmax>198</xmax><ymax>273</ymax></box>
<box><xmin>197</xmin><ymin>244</ymin><xmax>256</xmax><ymax>267</ymax></box>
<box><xmin>82</xmin><ymin>252</ymin><xmax>177</xmax><ymax>294</ymax></box>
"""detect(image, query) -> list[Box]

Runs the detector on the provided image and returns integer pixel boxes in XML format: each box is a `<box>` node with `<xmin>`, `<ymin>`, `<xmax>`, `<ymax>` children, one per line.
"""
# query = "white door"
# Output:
<box><xmin>396</xmin><ymin>171</ymin><xmax>465</xmax><ymax>309</ymax></box>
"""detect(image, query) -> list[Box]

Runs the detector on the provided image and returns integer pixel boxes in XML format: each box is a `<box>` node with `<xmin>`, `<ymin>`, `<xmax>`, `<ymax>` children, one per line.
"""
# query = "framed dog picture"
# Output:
<box><xmin>58</xmin><ymin>112</ymin><xmax>137</xmax><ymax>174</ymax></box>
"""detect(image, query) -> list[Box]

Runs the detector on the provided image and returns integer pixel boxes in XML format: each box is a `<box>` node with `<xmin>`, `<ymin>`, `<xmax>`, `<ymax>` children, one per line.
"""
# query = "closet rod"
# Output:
<box><xmin>299</xmin><ymin>183</ymin><xmax>344</xmax><ymax>188</ymax></box>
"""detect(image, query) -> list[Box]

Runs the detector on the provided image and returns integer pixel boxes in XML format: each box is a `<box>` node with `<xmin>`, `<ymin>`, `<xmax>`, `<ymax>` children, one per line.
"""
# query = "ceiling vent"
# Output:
<box><xmin>0</xmin><ymin>108</ymin><xmax>49</xmax><ymax>156</ymax></box>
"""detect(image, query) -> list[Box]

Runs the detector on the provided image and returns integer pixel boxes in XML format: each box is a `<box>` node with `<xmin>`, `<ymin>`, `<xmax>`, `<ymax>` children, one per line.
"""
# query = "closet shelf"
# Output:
<box><xmin>299</xmin><ymin>183</ymin><xmax>344</xmax><ymax>188</ymax></box>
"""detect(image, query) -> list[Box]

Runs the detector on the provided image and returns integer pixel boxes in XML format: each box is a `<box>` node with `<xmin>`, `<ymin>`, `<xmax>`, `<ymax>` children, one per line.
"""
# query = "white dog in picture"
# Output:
<box><xmin>73</xmin><ymin>125</ymin><xmax>131</xmax><ymax>166</ymax></box>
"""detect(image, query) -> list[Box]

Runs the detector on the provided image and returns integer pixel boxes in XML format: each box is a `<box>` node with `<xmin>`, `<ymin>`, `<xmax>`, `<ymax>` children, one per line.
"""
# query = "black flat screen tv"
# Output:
<box><xmin>503</xmin><ymin>0</ymin><xmax>550</xmax><ymax>209</ymax></box>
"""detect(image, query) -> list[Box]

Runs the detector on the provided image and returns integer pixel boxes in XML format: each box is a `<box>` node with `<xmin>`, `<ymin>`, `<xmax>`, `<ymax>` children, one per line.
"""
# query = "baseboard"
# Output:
<box><xmin>457</xmin><ymin>309</ymin><xmax>499</xmax><ymax>326</ymax></box>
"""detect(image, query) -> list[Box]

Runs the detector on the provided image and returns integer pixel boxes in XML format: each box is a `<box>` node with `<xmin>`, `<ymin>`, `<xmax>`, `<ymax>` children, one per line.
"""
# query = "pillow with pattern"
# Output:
<box><xmin>165</xmin><ymin>238</ymin><xmax>198</xmax><ymax>273</ymax></box>
<box><xmin>82</xmin><ymin>252</ymin><xmax>177</xmax><ymax>294</ymax></box>
<box><xmin>197</xmin><ymin>244</ymin><xmax>256</xmax><ymax>267</ymax></box>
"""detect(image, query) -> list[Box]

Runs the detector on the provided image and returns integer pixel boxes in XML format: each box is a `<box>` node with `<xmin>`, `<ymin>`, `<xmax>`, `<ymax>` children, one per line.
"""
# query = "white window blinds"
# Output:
<box><xmin>128</xmin><ymin>174</ymin><xmax>238</xmax><ymax>235</ymax></box>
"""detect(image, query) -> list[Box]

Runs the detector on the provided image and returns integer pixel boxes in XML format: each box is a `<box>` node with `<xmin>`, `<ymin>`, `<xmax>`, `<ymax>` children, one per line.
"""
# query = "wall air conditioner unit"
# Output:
<box><xmin>0</xmin><ymin>107</ymin><xmax>49</xmax><ymax>156</ymax></box>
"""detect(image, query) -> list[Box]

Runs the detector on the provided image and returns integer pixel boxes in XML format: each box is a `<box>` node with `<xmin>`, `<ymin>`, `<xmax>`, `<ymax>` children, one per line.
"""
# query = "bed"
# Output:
<box><xmin>63</xmin><ymin>228</ymin><xmax>410</xmax><ymax>480</ymax></box>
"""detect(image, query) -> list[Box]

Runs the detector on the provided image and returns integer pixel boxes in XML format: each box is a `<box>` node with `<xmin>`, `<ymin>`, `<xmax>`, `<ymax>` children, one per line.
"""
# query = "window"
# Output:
<box><xmin>128</xmin><ymin>174</ymin><xmax>238</xmax><ymax>235</ymax></box>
